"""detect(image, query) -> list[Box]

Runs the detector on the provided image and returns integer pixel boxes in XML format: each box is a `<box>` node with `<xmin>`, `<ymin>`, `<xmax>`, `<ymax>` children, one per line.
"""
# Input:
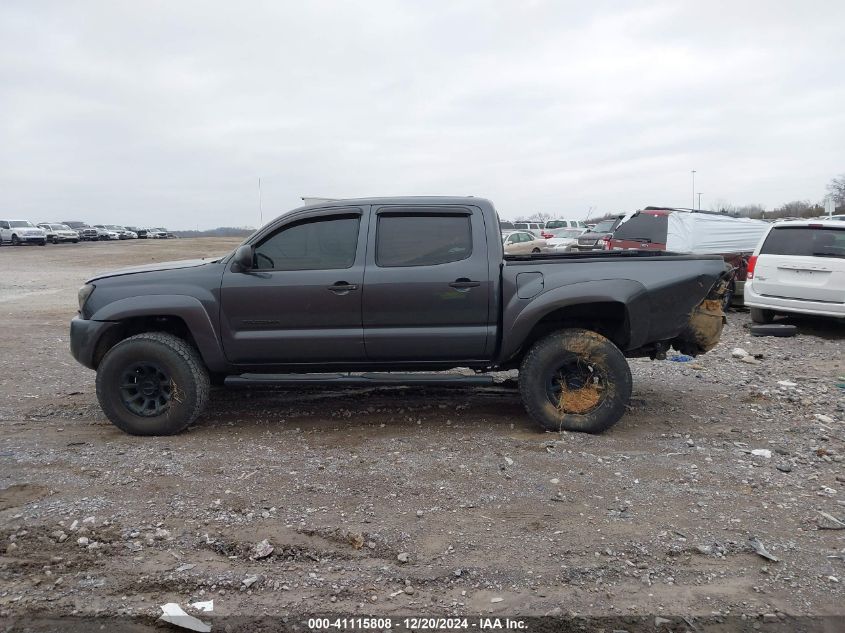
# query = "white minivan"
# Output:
<box><xmin>745</xmin><ymin>219</ymin><xmax>845</xmax><ymax>323</ymax></box>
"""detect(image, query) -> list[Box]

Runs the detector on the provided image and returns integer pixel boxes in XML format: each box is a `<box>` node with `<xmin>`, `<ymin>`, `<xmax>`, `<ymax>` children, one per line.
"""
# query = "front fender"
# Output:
<box><xmin>90</xmin><ymin>295</ymin><xmax>227</xmax><ymax>372</ymax></box>
<box><xmin>499</xmin><ymin>279</ymin><xmax>650</xmax><ymax>362</ymax></box>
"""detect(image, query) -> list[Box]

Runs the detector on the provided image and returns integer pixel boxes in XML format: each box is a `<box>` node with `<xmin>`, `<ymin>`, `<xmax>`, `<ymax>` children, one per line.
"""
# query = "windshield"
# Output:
<box><xmin>513</xmin><ymin>223</ymin><xmax>528</xmax><ymax>229</ymax></box>
<box><xmin>545</xmin><ymin>220</ymin><xmax>567</xmax><ymax>229</ymax></box>
<box><xmin>9</xmin><ymin>221</ymin><xmax>34</xmax><ymax>228</ymax></box>
<box><xmin>499</xmin><ymin>221</ymin><xmax>514</xmax><ymax>230</ymax></box>
<box><xmin>590</xmin><ymin>218</ymin><xmax>618</xmax><ymax>233</ymax></box>
<box><xmin>761</xmin><ymin>226</ymin><xmax>845</xmax><ymax>258</ymax></box>
<box><xmin>57</xmin><ymin>224</ymin><xmax>72</xmax><ymax>230</ymax></box>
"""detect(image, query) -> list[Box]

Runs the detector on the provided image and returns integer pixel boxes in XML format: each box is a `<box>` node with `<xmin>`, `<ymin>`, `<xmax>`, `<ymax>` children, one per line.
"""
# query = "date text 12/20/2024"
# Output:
<box><xmin>308</xmin><ymin>617</ymin><xmax>528</xmax><ymax>630</ymax></box>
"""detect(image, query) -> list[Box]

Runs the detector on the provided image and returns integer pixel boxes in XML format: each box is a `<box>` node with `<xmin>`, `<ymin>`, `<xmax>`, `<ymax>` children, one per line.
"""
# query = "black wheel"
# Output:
<box><xmin>96</xmin><ymin>332</ymin><xmax>210</xmax><ymax>435</ymax></box>
<box><xmin>519</xmin><ymin>328</ymin><xmax>632</xmax><ymax>433</ymax></box>
<box><xmin>38</xmin><ymin>240</ymin><xmax>46</xmax><ymax>246</ymax></box>
<box><xmin>52</xmin><ymin>237</ymin><xmax>58</xmax><ymax>244</ymax></box>
<box><xmin>11</xmin><ymin>235</ymin><xmax>19</xmax><ymax>245</ymax></box>
<box><xmin>72</xmin><ymin>239</ymin><xmax>79</xmax><ymax>243</ymax></box>
<box><xmin>750</xmin><ymin>307</ymin><xmax>775</xmax><ymax>324</ymax></box>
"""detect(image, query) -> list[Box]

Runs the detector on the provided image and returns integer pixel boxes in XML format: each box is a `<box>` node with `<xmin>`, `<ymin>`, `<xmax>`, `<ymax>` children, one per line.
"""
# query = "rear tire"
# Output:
<box><xmin>96</xmin><ymin>332</ymin><xmax>210</xmax><ymax>436</ymax></box>
<box><xmin>11</xmin><ymin>235</ymin><xmax>19</xmax><ymax>245</ymax></box>
<box><xmin>750</xmin><ymin>308</ymin><xmax>775</xmax><ymax>324</ymax></box>
<box><xmin>518</xmin><ymin>328</ymin><xmax>632</xmax><ymax>434</ymax></box>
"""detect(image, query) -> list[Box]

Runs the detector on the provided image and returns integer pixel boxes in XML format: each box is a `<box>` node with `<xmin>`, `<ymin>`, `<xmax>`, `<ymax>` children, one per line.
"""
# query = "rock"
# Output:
<box><xmin>252</xmin><ymin>539</ymin><xmax>274</xmax><ymax>559</ymax></box>
<box><xmin>731</xmin><ymin>348</ymin><xmax>748</xmax><ymax>358</ymax></box>
<box><xmin>242</xmin><ymin>575</ymin><xmax>260</xmax><ymax>589</ymax></box>
<box><xmin>550</xmin><ymin>478</ymin><xmax>560</xmax><ymax>485</ymax></box>
<box><xmin>815</xmin><ymin>414</ymin><xmax>835</xmax><ymax>424</ymax></box>
<box><xmin>504</xmin><ymin>457</ymin><xmax>514</xmax><ymax>466</ymax></box>
<box><xmin>403</xmin><ymin>586</ymin><xmax>415</xmax><ymax>595</ymax></box>
<box><xmin>751</xmin><ymin>449</ymin><xmax>772</xmax><ymax>458</ymax></box>
<box><xmin>397</xmin><ymin>552</ymin><xmax>410</xmax><ymax>563</ymax></box>
<box><xmin>740</xmin><ymin>355</ymin><xmax>760</xmax><ymax>365</ymax></box>
<box><xmin>777</xmin><ymin>380</ymin><xmax>797</xmax><ymax>388</ymax></box>
<box><xmin>491</xmin><ymin>597</ymin><xmax>503</xmax><ymax>603</ymax></box>
<box><xmin>6</xmin><ymin>543</ymin><xmax>18</xmax><ymax>553</ymax></box>
<box><xmin>762</xmin><ymin>614</ymin><xmax>778</xmax><ymax>623</ymax></box>
<box><xmin>69</xmin><ymin>520</ymin><xmax>79</xmax><ymax>531</ymax></box>
<box><xmin>176</xmin><ymin>563</ymin><xmax>196</xmax><ymax>572</ymax></box>
<box><xmin>416</xmin><ymin>510</ymin><xmax>424</xmax><ymax>517</ymax></box>
<box><xmin>77</xmin><ymin>537</ymin><xmax>89</xmax><ymax>546</ymax></box>
<box><xmin>817</xmin><ymin>511</ymin><xmax>845</xmax><ymax>530</ymax></box>
<box><xmin>776</xmin><ymin>463</ymin><xmax>792</xmax><ymax>473</ymax></box>
<box><xmin>82</xmin><ymin>516</ymin><xmax>96</xmax><ymax>525</ymax></box>
<box><xmin>749</xmin><ymin>536</ymin><xmax>778</xmax><ymax>562</ymax></box>
<box><xmin>686</xmin><ymin>439</ymin><xmax>695</xmax><ymax>447</ymax></box>
<box><xmin>154</xmin><ymin>528</ymin><xmax>170</xmax><ymax>539</ymax></box>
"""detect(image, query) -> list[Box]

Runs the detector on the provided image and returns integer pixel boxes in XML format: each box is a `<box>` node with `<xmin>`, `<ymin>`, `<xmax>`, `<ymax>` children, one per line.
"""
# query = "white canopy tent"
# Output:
<box><xmin>665</xmin><ymin>213</ymin><xmax>769</xmax><ymax>254</ymax></box>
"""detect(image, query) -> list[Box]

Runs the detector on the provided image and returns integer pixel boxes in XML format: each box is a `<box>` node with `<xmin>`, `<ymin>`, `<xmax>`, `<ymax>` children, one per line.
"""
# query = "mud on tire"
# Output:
<box><xmin>518</xmin><ymin>328</ymin><xmax>632</xmax><ymax>434</ymax></box>
<box><xmin>96</xmin><ymin>332</ymin><xmax>210</xmax><ymax>436</ymax></box>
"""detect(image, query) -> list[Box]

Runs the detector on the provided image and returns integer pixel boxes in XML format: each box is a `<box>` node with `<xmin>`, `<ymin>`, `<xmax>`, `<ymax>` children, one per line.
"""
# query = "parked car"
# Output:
<box><xmin>147</xmin><ymin>228</ymin><xmax>169</xmax><ymax>239</ymax></box>
<box><xmin>37</xmin><ymin>223</ymin><xmax>80</xmax><ymax>244</ymax></box>
<box><xmin>502</xmin><ymin>230</ymin><xmax>547</xmax><ymax>254</ymax></box>
<box><xmin>499</xmin><ymin>221</ymin><xmax>515</xmax><ymax>232</ymax></box>
<box><xmin>545</xmin><ymin>227</ymin><xmax>587</xmax><ymax>253</ymax></box>
<box><xmin>574</xmin><ymin>215</ymin><xmax>626</xmax><ymax>252</ymax></box>
<box><xmin>544</xmin><ymin>219</ymin><xmax>587</xmax><ymax>230</ymax></box>
<box><xmin>125</xmin><ymin>226</ymin><xmax>147</xmax><ymax>238</ymax></box>
<box><xmin>745</xmin><ymin>219</ymin><xmax>845</xmax><ymax>323</ymax></box>
<box><xmin>62</xmin><ymin>221</ymin><xmax>100</xmax><ymax>241</ymax></box>
<box><xmin>0</xmin><ymin>220</ymin><xmax>47</xmax><ymax>246</ymax></box>
<box><xmin>70</xmin><ymin>196</ymin><xmax>729</xmax><ymax>437</ymax></box>
<box><xmin>93</xmin><ymin>225</ymin><xmax>122</xmax><ymax>240</ymax></box>
<box><xmin>606</xmin><ymin>208</ymin><xmax>768</xmax><ymax>307</ymax></box>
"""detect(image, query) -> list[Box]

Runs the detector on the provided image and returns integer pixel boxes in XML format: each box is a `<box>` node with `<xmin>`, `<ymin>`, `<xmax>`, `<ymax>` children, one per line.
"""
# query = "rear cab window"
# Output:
<box><xmin>376</xmin><ymin>214</ymin><xmax>472</xmax><ymax>267</ymax></box>
<box><xmin>760</xmin><ymin>226</ymin><xmax>845</xmax><ymax>258</ymax></box>
<box><xmin>611</xmin><ymin>213</ymin><xmax>668</xmax><ymax>244</ymax></box>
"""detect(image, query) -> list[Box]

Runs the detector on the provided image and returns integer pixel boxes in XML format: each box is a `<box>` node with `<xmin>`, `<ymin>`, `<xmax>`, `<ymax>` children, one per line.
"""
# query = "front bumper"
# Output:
<box><xmin>20</xmin><ymin>235</ymin><xmax>45</xmax><ymax>242</ymax></box>
<box><xmin>70</xmin><ymin>317</ymin><xmax>119</xmax><ymax>369</ymax></box>
<box><xmin>745</xmin><ymin>285</ymin><xmax>845</xmax><ymax>319</ymax></box>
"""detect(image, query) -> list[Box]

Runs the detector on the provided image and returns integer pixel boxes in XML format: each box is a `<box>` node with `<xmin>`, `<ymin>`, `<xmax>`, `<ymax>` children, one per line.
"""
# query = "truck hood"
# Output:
<box><xmin>87</xmin><ymin>259</ymin><xmax>214</xmax><ymax>282</ymax></box>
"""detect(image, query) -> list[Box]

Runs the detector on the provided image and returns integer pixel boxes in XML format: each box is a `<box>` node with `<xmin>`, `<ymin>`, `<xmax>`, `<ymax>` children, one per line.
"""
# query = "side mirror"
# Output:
<box><xmin>233</xmin><ymin>244</ymin><xmax>254</xmax><ymax>272</ymax></box>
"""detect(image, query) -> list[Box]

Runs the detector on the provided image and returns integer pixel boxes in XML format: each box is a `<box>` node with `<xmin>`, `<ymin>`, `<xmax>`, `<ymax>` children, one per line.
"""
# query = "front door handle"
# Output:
<box><xmin>449</xmin><ymin>278</ymin><xmax>481</xmax><ymax>290</ymax></box>
<box><xmin>327</xmin><ymin>281</ymin><xmax>359</xmax><ymax>294</ymax></box>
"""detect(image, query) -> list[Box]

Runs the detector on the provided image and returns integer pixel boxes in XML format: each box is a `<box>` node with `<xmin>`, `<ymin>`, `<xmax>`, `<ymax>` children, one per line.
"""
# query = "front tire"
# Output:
<box><xmin>750</xmin><ymin>308</ymin><xmax>775</xmax><ymax>324</ymax></box>
<box><xmin>96</xmin><ymin>332</ymin><xmax>210</xmax><ymax>435</ymax></box>
<box><xmin>11</xmin><ymin>235</ymin><xmax>19</xmax><ymax>246</ymax></box>
<box><xmin>519</xmin><ymin>328</ymin><xmax>632</xmax><ymax>433</ymax></box>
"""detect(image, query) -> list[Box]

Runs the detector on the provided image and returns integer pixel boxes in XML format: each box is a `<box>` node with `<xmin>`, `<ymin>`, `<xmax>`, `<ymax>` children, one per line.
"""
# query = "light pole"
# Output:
<box><xmin>691</xmin><ymin>170</ymin><xmax>696</xmax><ymax>209</ymax></box>
<box><xmin>258</xmin><ymin>177</ymin><xmax>263</xmax><ymax>226</ymax></box>
<box><xmin>697</xmin><ymin>192</ymin><xmax>702</xmax><ymax>210</ymax></box>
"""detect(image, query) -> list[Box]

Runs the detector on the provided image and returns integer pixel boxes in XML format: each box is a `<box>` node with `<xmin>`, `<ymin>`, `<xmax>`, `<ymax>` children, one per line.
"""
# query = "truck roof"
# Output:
<box><xmin>293</xmin><ymin>196</ymin><xmax>491</xmax><ymax>211</ymax></box>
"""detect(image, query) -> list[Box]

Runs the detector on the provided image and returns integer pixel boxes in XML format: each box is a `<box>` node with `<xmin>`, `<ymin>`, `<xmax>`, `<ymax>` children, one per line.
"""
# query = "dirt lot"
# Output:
<box><xmin>0</xmin><ymin>239</ymin><xmax>844</xmax><ymax>630</ymax></box>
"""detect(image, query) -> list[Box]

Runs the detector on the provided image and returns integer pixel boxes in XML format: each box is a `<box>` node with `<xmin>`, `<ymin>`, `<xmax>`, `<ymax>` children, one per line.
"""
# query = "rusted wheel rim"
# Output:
<box><xmin>546</xmin><ymin>358</ymin><xmax>607</xmax><ymax>414</ymax></box>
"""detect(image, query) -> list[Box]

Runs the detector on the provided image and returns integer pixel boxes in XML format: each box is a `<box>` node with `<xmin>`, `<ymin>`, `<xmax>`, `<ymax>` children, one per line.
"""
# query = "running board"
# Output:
<box><xmin>224</xmin><ymin>372</ymin><xmax>494</xmax><ymax>388</ymax></box>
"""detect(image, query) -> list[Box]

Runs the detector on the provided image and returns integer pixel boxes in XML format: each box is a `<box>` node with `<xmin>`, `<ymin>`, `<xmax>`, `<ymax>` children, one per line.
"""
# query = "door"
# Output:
<box><xmin>0</xmin><ymin>221</ymin><xmax>8</xmax><ymax>243</ymax></box>
<box><xmin>363</xmin><ymin>206</ymin><xmax>492</xmax><ymax>360</ymax></box>
<box><xmin>753</xmin><ymin>225</ymin><xmax>845</xmax><ymax>302</ymax></box>
<box><xmin>220</xmin><ymin>209</ymin><xmax>368</xmax><ymax>364</ymax></box>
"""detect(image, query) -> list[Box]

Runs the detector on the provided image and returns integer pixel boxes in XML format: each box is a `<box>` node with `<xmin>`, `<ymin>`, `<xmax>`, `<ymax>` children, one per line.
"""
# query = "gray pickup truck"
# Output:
<box><xmin>70</xmin><ymin>197</ymin><xmax>729</xmax><ymax>436</ymax></box>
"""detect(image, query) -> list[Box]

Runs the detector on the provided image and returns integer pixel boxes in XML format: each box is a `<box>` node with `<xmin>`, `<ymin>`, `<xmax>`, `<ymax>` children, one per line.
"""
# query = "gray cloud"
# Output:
<box><xmin>1</xmin><ymin>0</ymin><xmax>843</xmax><ymax>227</ymax></box>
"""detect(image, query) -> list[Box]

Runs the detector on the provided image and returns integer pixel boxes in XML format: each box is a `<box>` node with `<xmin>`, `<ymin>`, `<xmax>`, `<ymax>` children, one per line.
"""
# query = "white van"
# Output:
<box><xmin>745</xmin><ymin>219</ymin><xmax>845</xmax><ymax>322</ymax></box>
<box><xmin>544</xmin><ymin>219</ymin><xmax>587</xmax><ymax>230</ymax></box>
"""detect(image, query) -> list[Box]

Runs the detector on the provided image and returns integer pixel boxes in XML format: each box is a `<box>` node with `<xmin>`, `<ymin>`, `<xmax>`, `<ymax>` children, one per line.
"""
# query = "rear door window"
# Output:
<box><xmin>760</xmin><ymin>226</ymin><xmax>845</xmax><ymax>258</ymax></box>
<box><xmin>612</xmin><ymin>213</ymin><xmax>668</xmax><ymax>243</ymax></box>
<box><xmin>376</xmin><ymin>214</ymin><xmax>472</xmax><ymax>267</ymax></box>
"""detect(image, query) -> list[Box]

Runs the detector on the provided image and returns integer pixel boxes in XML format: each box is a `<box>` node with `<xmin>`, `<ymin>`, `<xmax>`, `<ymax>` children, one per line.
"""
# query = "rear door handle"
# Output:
<box><xmin>327</xmin><ymin>282</ymin><xmax>359</xmax><ymax>294</ymax></box>
<box><xmin>449</xmin><ymin>279</ymin><xmax>481</xmax><ymax>289</ymax></box>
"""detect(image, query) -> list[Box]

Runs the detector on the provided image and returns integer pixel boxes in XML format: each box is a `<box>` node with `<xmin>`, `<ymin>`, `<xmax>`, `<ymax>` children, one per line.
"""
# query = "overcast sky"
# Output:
<box><xmin>1</xmin><ymin>1</ymin><xmax>843</xmax><ymax>228</ymax></box>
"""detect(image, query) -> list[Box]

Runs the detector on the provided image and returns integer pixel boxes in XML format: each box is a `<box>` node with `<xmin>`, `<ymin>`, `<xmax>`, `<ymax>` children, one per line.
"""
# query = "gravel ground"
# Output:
<box><xmin>0</xmin><ymin>239</ymin><xmax>843</xmax><ymax>631</ymax></box>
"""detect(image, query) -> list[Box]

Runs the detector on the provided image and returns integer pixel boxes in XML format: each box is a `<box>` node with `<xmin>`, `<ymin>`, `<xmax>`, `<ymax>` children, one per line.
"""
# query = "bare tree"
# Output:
<box><xmin>709</xmin><ymin>199</ymin><xmax>737</xmax><ymax>213</ymax></box>
<box><xmin>827</xmin><ymin>174</ymin><xmax>845</xmax><ymax>207</ymax></box>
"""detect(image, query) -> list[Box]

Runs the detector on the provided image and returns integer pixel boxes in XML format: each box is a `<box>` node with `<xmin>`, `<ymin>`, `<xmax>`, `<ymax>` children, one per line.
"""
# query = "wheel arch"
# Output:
<box><xmin>499</xmin><ymin>280</ymin><xmax>650</xmax><ymax>365</ymax></box>
<box><xmin>89</xmin><ymin>296</ymin><xmax>227</xmax><ymax>371</ymax></box>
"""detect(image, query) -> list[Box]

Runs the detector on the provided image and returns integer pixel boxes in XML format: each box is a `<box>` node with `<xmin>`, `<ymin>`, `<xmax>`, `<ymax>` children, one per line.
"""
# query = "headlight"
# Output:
<box><xmin>78</xmin><ymin>284</ymin><xmax>95</xmax><ymax>311</ymax></box>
